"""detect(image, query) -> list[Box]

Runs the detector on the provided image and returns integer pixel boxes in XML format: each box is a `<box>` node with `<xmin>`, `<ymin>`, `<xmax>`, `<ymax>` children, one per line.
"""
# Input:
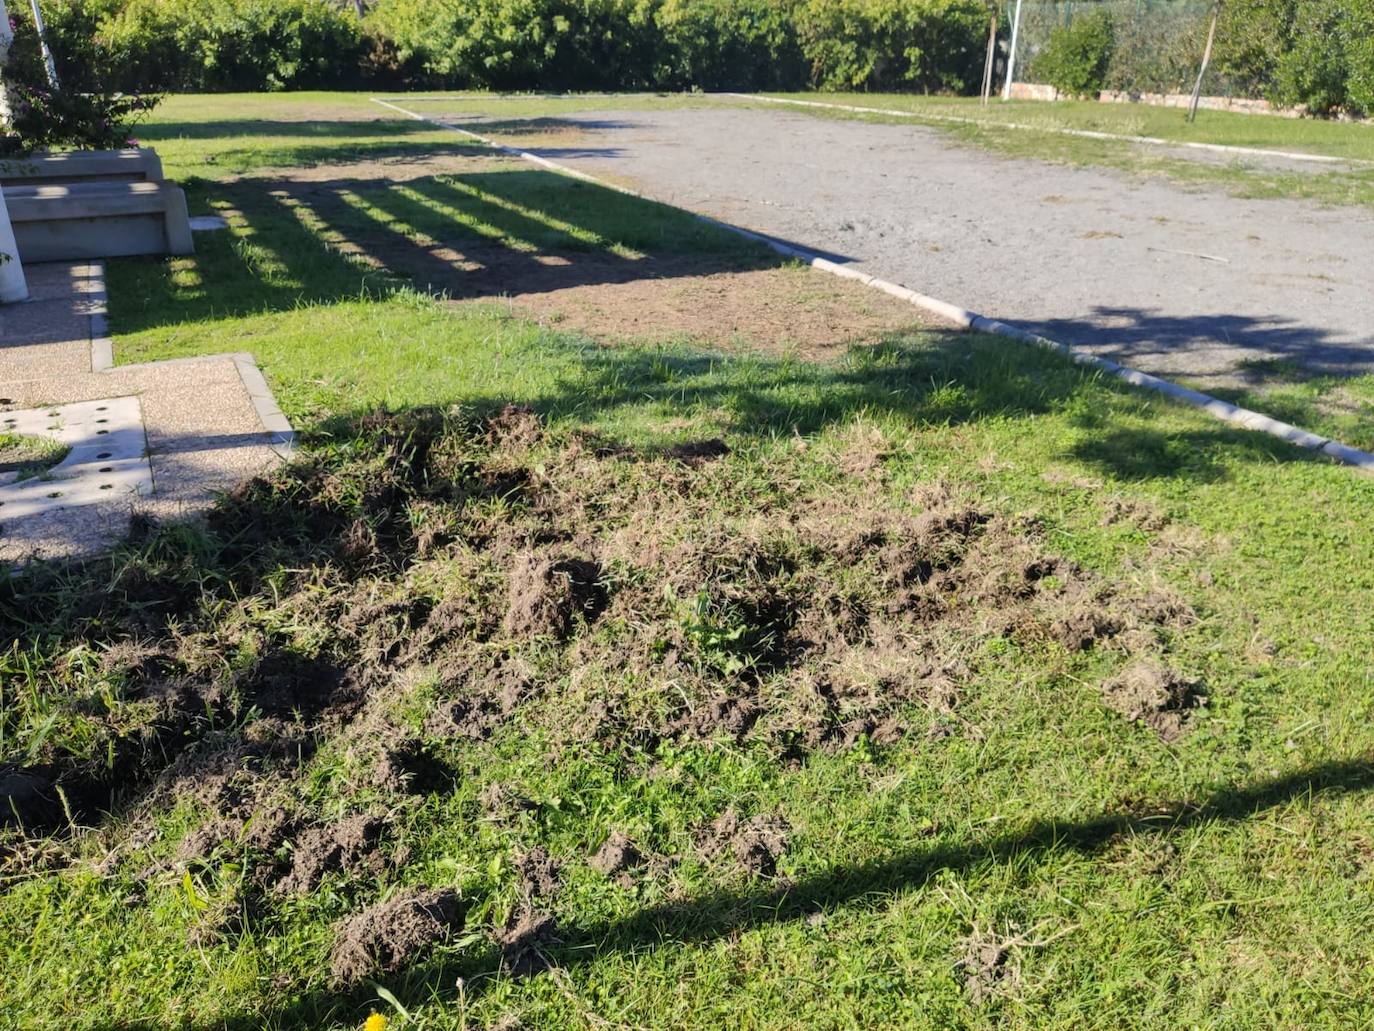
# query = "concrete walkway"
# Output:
<box><xmin>0</xmin><ymin>262</ymin><xmax>291</xmax><ymax>564</ymax></box>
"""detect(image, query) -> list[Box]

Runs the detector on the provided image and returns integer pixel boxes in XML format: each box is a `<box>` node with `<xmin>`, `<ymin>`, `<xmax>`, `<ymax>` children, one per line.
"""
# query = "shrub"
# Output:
<box><xmin>793</xmin><ymin>0</ymin><xmax>987</xmax><ymax>93</ymax></box>
<box><xmin>368</xmin><ymin>0</ymin><xmax>665</xmax><ymax>91</ymax></box>
<box><xmin>1</xmin><ymin>0</ymin><xmax>159</xmax><ymax>156</ymax></box>
<box><xmin>654</xmin><ymin>0</ymin><xmax>806</xmax><ymax>91</ymax></box>
<box><xmin>1035</xmin><ymin>8</ymin><xmax>1115</xmax><ymax>98</ymax></box>
<box><xmin>100</xmin><ymin>0</ymin><xmax>368</xmax><ymax>92</ymax></box>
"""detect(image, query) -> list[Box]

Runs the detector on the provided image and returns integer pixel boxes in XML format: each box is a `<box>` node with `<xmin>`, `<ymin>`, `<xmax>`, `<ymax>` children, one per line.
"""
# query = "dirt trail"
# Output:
<box><xmin>430</xmin><ymin>105</ymin><xmax>1374</xmax><ymax>390</ymax></box>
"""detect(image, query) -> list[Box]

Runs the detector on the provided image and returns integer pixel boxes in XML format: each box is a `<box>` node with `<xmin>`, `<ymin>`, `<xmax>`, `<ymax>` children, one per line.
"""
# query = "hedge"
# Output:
<box><xmin>11</xmin><ymin>0</ymin><xmax>1374</xmax><ymax>116</ymax></box>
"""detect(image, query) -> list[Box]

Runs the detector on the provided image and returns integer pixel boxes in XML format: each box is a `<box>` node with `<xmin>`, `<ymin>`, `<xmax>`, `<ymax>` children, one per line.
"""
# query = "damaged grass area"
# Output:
<box><xmin>2</xmin><ymin>398</ymin><xmax>1373</xmax><ymax>1030</ymax></box>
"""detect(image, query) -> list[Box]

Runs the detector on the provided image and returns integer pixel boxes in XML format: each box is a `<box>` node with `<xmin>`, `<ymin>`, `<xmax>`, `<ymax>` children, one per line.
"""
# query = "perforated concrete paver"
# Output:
<box><xmin>0</xmin><ymin>260</ymin><xmax>292</xmax><ymax>564</ymax></box>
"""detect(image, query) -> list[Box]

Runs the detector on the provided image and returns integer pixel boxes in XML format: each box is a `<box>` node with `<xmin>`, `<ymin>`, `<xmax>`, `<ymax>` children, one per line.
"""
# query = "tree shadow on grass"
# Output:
<box><xmin>139</xmin><ymin>119</ymin><xmax>447</xmax><ymax>143</ymax></box>
<box><xmin>93</xmin><ymin>755</ymin><xmax>1374</xmax><ymax>1031</ymax></box>
<box><xmin>106</xmin><ymin>162</ymin><xmax>773</xmax><ymax>336</ymax></box>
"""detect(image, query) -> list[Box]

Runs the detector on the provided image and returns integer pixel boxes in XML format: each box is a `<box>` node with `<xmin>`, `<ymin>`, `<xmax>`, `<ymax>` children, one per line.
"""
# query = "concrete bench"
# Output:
<box><xmin>5</xmin><ymin>180</ymin><xmax>194</xmax><ymax>261</ymax></box>
<box><xmin>0</xmin><ymin>148</ymin><xmax>165</xmax><ymax>186</ymax></box>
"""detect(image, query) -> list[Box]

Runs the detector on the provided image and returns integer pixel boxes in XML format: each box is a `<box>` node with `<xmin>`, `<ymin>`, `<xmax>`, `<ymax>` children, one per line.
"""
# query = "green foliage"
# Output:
<box><xmin>99</xmin><ymin>0</ymin><xmax>369</xmax><ymax>91</ymax></box>
<box><xmin>1215</xmin><ymin>0</ymin><xmax>1374</xmax><ymax>116</ymax></box>
<box><xmin>654</xmin><ymin>0</ymin><xmax>806</xmax><ymax>90</ymax></box>
<box><xmin>0</xmin><ymin>1</ymin><xmax>159</xmax><ymax>155</ymax></box>
<box><xmin>792</xmin><ymin>0</ymin><xmax>987</xmax><ymax>92</ymax></box>
<box><xmin>1036</xmin><ymin>8</ymin><xmax>1115</xmax><ymax>98</ymax></box>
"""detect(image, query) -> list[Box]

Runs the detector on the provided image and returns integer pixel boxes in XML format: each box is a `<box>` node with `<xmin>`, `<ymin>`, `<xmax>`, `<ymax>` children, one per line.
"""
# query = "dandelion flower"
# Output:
<box><xmin>364</xmin><ymin>1014</ymin><xmax>388</xmax><ymax>1031</ymax></box>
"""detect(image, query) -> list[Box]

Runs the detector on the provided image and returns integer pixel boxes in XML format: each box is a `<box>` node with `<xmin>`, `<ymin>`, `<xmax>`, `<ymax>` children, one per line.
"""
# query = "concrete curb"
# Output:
<box><xmin>725</xmin><ymin>93</ymin><xmax>1371</xmax><ymax>167</ymax></box>
<box><xmin>84</xmin><ymin>261</ymin><xmax>297</xmax><ymax>459</ymax></box>
<box><xmin>370</xmin><ymin>97</ymin><xmax>1374</xmax><ymax>475</ymax></box>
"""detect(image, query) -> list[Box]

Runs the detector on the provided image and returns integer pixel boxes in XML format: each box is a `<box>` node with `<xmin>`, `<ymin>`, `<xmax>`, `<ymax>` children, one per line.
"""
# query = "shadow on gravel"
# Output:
<box><xmin>93</xmin><ymin>757</ymin><xmax>1374</xmax><ymax>1031</ymax></box>
<box><xmin>1012</xmin><ymin>307</ymin><xmax>1374</xmax><ymax>388</ymax></box>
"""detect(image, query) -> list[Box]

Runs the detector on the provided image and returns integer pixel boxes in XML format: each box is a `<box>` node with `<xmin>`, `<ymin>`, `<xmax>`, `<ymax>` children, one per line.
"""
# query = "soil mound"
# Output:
<box><xmin>330</xmin><ymin>887</ymin><xmax>465</xmax><ymax>984</ymax></box>
<box><xmin>1102</xmin><ymin>660</ymin><xmax>1204</xmax><ymax>741</ymax></box>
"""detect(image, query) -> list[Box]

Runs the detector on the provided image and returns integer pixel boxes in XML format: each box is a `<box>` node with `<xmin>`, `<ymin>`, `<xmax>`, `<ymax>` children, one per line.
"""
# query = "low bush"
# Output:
<box><xmin>1035</xmin><ymin>8</ymin><xmax>1115</xmax><ymax>98</ymax></box>
<box><xmin>0</xmin><ymin>0</ymin><xmax>159</xmax><ymax>155</ymax></box>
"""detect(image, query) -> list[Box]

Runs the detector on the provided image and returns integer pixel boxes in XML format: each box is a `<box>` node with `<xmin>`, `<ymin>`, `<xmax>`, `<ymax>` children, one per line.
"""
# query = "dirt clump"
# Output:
<box><xmin>486</xmin><ymin>404</ymin><xmax>543</xmax><ymax>451</ymax></box>
<box><xmin>375</xmin><ymin>737</ymin><xmax>451</xmax><ymax>795</ymax></box>
<box><xmin>503</xmin><ymin>551</ymin><xmax>607</xmax><ymax>639</ymax></box>
<box><xmin>1102</xmin><ymin>660</ymin><xmax>1204</xmax><ymax>741</ymax></box>
<box><xmin>478</xmin><ymin>783</ymin><xmax>538</xmax><ymax>823</ymax></box>
<box><xmin>698</xmin><ymin>809</ymin><xmax>790</xmax><ymax>877</ymax></box>
<box><xmin>330</xmin><ymin>887</ymin><xmax>465</xmax><ymax>984</ymax></box>
<box><xmin>514</xmin><ymin>846</ymin><xmax>562</xmax><ymax>900</ymax></box>
<box><xmin>0</xmin><ymin>766</ymin><xmax>59</xmax><ymax>830</ymax></box>
<box><xmin>494</xmin><ymin>907</ymin><xmax>560</xmax><ymax>976</ymax></box>
<box><xmin>666</xmin><ymin>694</ymin><xmax>760</xmax><ymax>743</ymax></box>
<box><xmin>424</xmin><ymin>696</ymin><xmax>501</xmax><ymax>742</ymax></box>
<box><xmin>277</xmin><ymin>813</ymin><xmax>389</xmax><ymax>894</ymax></box>
<box><xmin>958</xmin><ymin>926</ymin><xmax>1018</xmax><ymax>1005</ymax></box>
<box><xmin>664</xmin><ymin>438</ymin><xmax>730</xmax><ymax>466</ymax></box>
<box><xmin>590</xmin><ymin>831</ymin><xmax>644</xmax><ymax>886</ymax></box>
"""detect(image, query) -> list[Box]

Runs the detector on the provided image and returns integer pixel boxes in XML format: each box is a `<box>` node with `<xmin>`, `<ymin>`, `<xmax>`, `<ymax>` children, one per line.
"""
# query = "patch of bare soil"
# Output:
<box><xmin>1102</xmin><ymin>660</ymin><xmax>1205</xmax><ymax>742</ymax></box>
<box><xmin>488</xmin><ymin>260</ymin><xmax>942</xmax><ymax>357</ymax></box>
<box><xmin>515</xmin><ymin>846</ymin><xmax>562</xmax><ymax>900</ymax></box>
<box><xmin>278</xmin><ymin>813</ymin><xmax>389</xmax><ymax>895</ymax></box>
<box><xmin>0</xmin><ymin>404</ymin><xmax>1201</xmax><ymax>981</ymax></box>
<box><xmin>330</xmin><ymin>887</ymin><xmax>465</xmax><ymax>984</ymax></box>
<box><xmin>494</xmin><ymin>907</ymin><xmax>561</xmax><ymax>976</ymax></box>
<box><xmin>697</xmin><ymin>808</ymin><xmax>790</xmax><ymax>878</ymax></box>
<box><xmin>590</xmin><ymin>831</ymin><xmax>644</xmax><ymax>887</ymax></box>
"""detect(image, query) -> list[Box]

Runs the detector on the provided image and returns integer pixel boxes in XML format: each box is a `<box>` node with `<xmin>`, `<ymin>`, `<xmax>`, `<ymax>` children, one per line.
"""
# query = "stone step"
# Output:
<box><xmin>0</xmin><ymin>147</ymin><xmax>165</xmax><ymax>186</ymax></box>
<box><xmin>4</xmin><ymin>180</ymin><xmax>194</xmax><ymax>261</ymax></box>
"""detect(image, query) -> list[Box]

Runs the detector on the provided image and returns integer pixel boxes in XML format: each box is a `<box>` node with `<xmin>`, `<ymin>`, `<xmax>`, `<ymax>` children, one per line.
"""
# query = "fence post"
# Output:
<box><xmin>1188</xmin><ymin>2</ymin><xmax>1222</xmax><ymax>123</ymax></box>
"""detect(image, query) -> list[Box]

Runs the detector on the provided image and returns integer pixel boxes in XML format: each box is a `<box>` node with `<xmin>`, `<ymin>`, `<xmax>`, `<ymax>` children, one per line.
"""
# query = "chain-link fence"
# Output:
<box><xmin>1003</xmin><ymin>0</ymin><xmax>1254</xmax><ymax>100</ymax></box>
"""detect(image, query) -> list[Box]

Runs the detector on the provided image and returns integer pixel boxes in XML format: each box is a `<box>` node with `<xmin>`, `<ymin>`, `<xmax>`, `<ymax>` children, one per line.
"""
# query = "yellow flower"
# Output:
<box><xmin>364</xmin><ymin>1014</ymin><xmax>388</xmax><ymax>1031</ymax></box>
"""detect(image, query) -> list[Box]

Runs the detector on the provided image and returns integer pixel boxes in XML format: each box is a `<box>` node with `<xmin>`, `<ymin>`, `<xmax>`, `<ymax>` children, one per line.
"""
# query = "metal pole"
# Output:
<box><xmin>1187</xmin><ymin>2</ymin><xmax>1221</xmax><ymax>123</ymax></box>
<box><xmin>27</xmin><ymin>0</ymin><xmax>60</xmax><ymax>92</ymax></box>
<box><xmin>1002</xmin><ymin>0</ymin><xmax>1025</xmax><ymax>101</ymax></box>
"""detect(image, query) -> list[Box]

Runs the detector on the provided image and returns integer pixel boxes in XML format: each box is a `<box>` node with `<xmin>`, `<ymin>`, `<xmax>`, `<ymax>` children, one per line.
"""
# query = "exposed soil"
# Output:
<box><xmin>515</xmin><ymin>846</ymin><xmax>562</xmax><ymax>900</ymax></box>
<box><xmin>278</xmin><ymin>813</ymin><xmax>389</xmax><ymax>895</ymax></box>
<box><xmin>0</xmin><ymin>404</ymin><xmax>1202</xmax><ymax>982</ymax></box>
<box><xmin>590</xmin><ymin>831</ymin><xmax>644</xmax><ymax>887</ymax></box>
<box><xmin>329</xmin><ymin>887</ymin><xmax>465</xmax><ymax>985</ymax></box>
<box><xmin>503</xmin><ymin>551</ymin><xmax>607</xmax><ymax>639</ymax></box>
<box><xmin>494</xmin><ymin>907</ymin><xmax>560</xmax><ymax>976</ymax></box>
<box><xmin>488</xmin><ymin>261</ymin><xmax>938</xmax><ymax>357</ymax></box>
<box><xmin>1102</xmin><ymin>660</ymin><xmax>1205</xmax><ymax>742</ymax></box>
<box><xmin>697</xmin><ymin>808</ymin><xmax>791</xmax><ymax>878</ymax></box>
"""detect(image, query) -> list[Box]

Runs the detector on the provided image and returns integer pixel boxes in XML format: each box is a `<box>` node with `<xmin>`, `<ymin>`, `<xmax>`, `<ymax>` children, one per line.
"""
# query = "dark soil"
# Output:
<box><xmin>1102</xmin><ymin>660</ymin><xmax>1205</xmax><ymax>741</ymax></box>
<box><xmin>329</xmin><ymin>887</ymin><xmax>465</xmax><ymax>984</ymax></box>
<box><xmin>494</xmin><ymin>907</ymin><xmax>560</xmax><ymax>976</ymax></box>
<box><xmin>278</xmin><ymin>813</ymin><xmax>389</xmax><ymax>895</ymax></box>
<box><xmin>698</xmin><ymin>808</ymin><xmax>790</xmax><ymax>878</ymax></box>
<box><xmin>503</xmin><ymin>551</ymin><xmax>607</xmax><ymax>639</ymax></box>
<box><xmin>515</xmin><ymin>846</ymin><xmax>562</xmax><ymax>900</ymax></box>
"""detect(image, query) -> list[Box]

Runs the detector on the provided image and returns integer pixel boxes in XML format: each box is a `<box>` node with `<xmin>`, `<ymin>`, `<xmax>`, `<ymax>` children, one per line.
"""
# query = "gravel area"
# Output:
<box><xmin>434</xmin><ymin>105</ymin><xmax>1374</xmax><ymax>389</ymax></box>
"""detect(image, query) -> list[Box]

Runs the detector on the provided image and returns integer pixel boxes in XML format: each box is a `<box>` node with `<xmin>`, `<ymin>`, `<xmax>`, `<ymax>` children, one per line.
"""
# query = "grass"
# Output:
<box><xmin>0</xmin><ymin>432</ymin><xmax>69</xmax><ymax>480</ymax></box>
<box><xmin>2</xmin><ymin>93</ymin><xmax>1374</xmax><ymax>1031</ymax></box>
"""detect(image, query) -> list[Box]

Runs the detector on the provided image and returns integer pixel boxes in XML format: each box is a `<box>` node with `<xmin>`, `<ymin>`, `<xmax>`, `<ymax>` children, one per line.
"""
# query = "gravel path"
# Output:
<box><xmin>444</xmin><ymin>106</ymin><xmax>1374</xmax><ymax>389</ymax></box>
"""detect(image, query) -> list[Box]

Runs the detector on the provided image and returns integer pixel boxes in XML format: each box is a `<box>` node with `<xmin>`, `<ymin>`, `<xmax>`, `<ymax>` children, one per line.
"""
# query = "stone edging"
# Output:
<box><xmin>85</xmin><ymin>261</ymin><xmax>297</xmax><ymax>459</ymax></box>
<box><xmin>370</xmin><ymin>96</ymin><xmax>1374</xmax><ymax>475</ymax></box>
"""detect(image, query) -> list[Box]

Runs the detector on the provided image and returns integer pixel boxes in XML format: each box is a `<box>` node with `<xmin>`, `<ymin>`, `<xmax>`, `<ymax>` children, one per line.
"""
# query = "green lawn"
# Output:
<box><xmin>2</xmin><ymin>94</ymin><xmax>1373</xmax><ymax>1031</ymax></box>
